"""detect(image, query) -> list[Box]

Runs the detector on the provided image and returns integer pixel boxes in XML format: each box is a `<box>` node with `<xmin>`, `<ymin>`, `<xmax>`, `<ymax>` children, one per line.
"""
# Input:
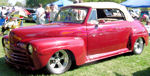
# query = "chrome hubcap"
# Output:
<box><xmin>49</xmin><ymin>50</ymin><xmax>69</xmax><ymax>71</ymax></box>
<box><xmin>134</xmin><ymin>38</ymin><xmax>144</xmax><ymax>54</ymax></box>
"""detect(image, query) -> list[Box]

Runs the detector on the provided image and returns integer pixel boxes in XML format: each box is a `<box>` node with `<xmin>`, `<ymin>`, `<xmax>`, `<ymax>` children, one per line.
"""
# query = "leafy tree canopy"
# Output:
<box><xmin>26</xmin><ymin>0</ymin><xmax>57</xmax><ymax>8</ymax></box>
<box><xmin>0</xmin><ymin>0</ymin><xmax>10</xmax><ymax>6</ymax></box>
<box><xmin>15</xmin><ymin>2</ymin><xmax>24</xmax><ymax>7</ymax></box>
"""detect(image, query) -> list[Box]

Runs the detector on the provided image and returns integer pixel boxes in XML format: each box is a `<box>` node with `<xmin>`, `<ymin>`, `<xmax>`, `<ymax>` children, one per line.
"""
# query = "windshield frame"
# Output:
<box><xmin>54</xmin><ymin>6</ymin><xmax>89</xmax><ymax>24</ymax></box>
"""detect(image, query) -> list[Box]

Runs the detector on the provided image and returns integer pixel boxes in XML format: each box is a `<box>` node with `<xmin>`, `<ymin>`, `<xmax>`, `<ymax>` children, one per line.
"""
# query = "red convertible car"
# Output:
<box><xmin>2</xmin><ymin>2</ymin><xmax>149</xmax><ymax>74</ymax></box>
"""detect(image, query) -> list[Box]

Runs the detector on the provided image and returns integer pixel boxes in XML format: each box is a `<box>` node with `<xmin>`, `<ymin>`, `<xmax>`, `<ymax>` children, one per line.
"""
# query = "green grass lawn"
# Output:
<box><xmin>0</xmin><ymin>23</ymin><xmax>150</xmax><ymax>76</ymax></box>
<box><xmin>23</xmin><ymin>23</ymin><xmax>37</xmax><ymax>26</ymax></box>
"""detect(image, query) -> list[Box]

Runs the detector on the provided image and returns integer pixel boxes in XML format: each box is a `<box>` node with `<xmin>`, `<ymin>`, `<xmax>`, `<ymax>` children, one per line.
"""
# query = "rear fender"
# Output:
<box><xmin>130</xmin><ymin>21</ymin><xmax>149</xmax><ymax>50</ymax></box>
<box><xmin>130</xmin><ymin>33</ymin><xmax>148</xmax><ymax>51</ymax></box>
<box><xmin>29</xmin><ymin>37</ymin><xmax>87</xmax><ymax>68</ymax></box>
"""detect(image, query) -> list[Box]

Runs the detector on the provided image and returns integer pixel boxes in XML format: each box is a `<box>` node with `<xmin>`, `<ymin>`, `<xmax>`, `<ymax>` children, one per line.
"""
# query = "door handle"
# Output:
<box><xmin>95</xmin><ymin>24</ymin><xmax>98</xmax><ymax>29</ymax></box>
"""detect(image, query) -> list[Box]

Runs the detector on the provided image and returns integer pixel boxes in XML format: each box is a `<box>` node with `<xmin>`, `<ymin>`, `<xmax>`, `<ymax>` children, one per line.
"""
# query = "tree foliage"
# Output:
<box><xmin>0</xmin><ymin>0</ymin><xmax>10</xmax><ymax>6</ymax></box>
<box><xmin>15</xmin><ymin>2</ymin><xmax>24</xmax><ymax>7</ymax></box>
<box><xmin>26</xmin><ymin>0</ymin><xmax>57</xmax><ymax>8</ymax></box>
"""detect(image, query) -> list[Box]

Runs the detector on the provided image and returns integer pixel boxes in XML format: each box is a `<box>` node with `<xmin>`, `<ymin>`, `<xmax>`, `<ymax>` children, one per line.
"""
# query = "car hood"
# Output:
<box><xmin>11</xmin><ymin>23</ymin><xmax>83</xmax><ymax>42</ymax></box>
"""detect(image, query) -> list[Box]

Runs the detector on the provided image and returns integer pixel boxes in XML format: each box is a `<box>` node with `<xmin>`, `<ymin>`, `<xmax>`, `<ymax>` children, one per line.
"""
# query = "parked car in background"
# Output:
<box><xmin>24</xmin><ymin>8</ymin><xmax>36</xmax><ymax>22</ymax></box>
<box><xmin>129</xmin><ymin>9</ymin><xmax>140</xmax><ymax>19</ymax></box>
<box><xmin>2</xmin><ymin>2</ymin><xmax>149</xmax><ymax>74</ymax></box>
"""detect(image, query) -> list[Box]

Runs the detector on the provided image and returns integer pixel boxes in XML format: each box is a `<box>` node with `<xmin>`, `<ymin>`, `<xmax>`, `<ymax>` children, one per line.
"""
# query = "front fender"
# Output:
<box><xmin>30</xmin><ymin>37</ymin><xmax>87</xmax><ymax>69</ymax></box>
<box><xmin>2</xmin><ymin>35</ymin><xmax>9</xmax><ymax>46</ymax></box>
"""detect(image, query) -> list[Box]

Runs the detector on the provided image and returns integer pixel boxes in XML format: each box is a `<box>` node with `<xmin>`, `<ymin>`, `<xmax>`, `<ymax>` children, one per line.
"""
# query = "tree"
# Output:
<box><xmin>0</xmin><ymin>0</ymin><xmax>10</xmax><ymax>6</ymax></box>
<box><xmin>26</xmin><ymin>0</ymin><xmax>57</xmax><ymax>8</ymax></box>
<box><xmin>15</xmin><ymin>2</ymin><xmax>24</xmax><ymax>7</ymax></box>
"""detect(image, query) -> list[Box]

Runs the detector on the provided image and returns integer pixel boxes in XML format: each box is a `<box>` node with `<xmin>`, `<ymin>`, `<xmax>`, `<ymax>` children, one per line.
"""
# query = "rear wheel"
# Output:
<box><xmin>46</xmin><ymin>50</ymin><xmax>72</xmax><ymax>74</ymax></box>
<box><xmin>133</xmin><ymin>38</ymin><xmax>144</xmax><ymax>55</ymax></box>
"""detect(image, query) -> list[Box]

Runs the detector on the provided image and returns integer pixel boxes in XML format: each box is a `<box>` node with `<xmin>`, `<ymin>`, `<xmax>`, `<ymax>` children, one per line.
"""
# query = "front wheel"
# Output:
<box><xmin>133</xmin><ymin>38</ymin><xmax>144</xmax><ymax>55</ymax></box>
<box><xmin>45</xmin><ymin>50</ymin><xmax>72</xmax><ymax>74</ymax></box>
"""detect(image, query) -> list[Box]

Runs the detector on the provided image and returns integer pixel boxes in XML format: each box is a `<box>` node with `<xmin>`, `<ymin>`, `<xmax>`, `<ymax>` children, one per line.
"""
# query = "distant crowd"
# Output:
<box><xmin>36</xmin><ymin>0</ymin><xmax>83</xmax><ymax>24</ymax></box>
<box><xmin>0</xmin><ymin>6</ymin><xmax>17</xmax><ymax>19</ymax></box>
<box><xmin>0</xmin><ymin>4</ymin><xmax>59</xmax><ymax>25</ymax></box>
<box><xmin>2</xmin><ymin>0</ymin><xmax>150</xmax><ymax>26</ymax></box>
<box><xmin>36</xmin><ymin>3</ymin><xmax>58</xmax><ymax>24</ymax></box>
<box><xmin>0</xmin><ymin>0</ymin><xmax>84</xmax><ymax>25</ymax></box>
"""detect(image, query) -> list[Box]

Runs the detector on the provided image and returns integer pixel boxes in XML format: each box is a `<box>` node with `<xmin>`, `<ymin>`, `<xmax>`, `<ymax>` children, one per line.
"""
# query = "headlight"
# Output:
<box><xmin>28</xmin><ymin>44</ymin><xmax>33</xmax><ymax>54</ymax></box>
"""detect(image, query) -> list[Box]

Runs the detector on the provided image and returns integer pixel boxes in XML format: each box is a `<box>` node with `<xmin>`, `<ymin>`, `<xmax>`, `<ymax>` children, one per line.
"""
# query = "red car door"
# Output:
<box><xmin>87</xmin><ymin>21</ymin><xmax>131</xmax><ymax>55</ymax></box>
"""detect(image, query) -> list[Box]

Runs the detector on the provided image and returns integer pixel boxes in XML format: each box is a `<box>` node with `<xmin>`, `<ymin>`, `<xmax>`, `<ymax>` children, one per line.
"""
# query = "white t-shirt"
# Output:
<box><xmin>50</xmin><ymin>10</ymin><xmax>58</xmax><ymax>21</ymax></box>
<box><xmin>36</xmin><ymin>7</ymin><xmax>45</xmax><ymax>18</ymax></box>
<box><xmin>1</xmin><ymin>9</ymin><xmax>7</xmax><ymax>17</ymax></box>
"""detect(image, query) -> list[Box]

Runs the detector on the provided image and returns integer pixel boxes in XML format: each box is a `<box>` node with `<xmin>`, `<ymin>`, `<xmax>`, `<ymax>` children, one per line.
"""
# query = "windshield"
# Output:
<box><xmin>54</xmin><ymin>7</ymin><xmax>88</xmax><ymax>23</ymax></box>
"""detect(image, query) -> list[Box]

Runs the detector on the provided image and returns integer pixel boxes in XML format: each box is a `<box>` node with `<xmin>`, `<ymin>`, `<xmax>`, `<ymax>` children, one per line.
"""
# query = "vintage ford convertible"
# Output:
<box><xmin>2</xmin><ymin>2</ymin><xmax>149</xmax><ymax>74</ymax></box>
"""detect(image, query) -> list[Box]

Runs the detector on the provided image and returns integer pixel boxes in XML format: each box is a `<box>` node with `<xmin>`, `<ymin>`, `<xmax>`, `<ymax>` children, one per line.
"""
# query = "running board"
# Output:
<box><xmin>86</xmin><ymin>48</ymin><xmax>131</xmax><ymax>63</ymax></box>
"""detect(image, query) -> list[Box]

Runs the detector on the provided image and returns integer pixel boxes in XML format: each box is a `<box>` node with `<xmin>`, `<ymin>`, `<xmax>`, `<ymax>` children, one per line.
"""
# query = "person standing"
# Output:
<box><xmin>36</xmin><ymin>4</ymin><xmax>45</xmax><ymax>24</ymax></box>
<box><xmin>1</xmin><ymin>6</ymin><xmax>7</xmax><ymax>19</ymax></box>
<box><xmin>45</xmin><ymin>6</ymin><xmax>51</xmax><ymax>23</ymax></box>
<box><xmin>50</xmin><ymin>4</ymin><xmax>58</xmax><ymax>22</ymax></box>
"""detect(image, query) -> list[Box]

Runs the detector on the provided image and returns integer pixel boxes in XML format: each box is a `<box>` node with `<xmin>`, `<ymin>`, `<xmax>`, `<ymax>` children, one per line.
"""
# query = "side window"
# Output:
<box><xmin>88</xmin><ymin>9</ymin><xmax>98</xmax><ymax>24</ymax></box>
<box><xmin>96</xmin><ymin>9</ymin><xmax>126</xmax><ymax>22</ymax></box>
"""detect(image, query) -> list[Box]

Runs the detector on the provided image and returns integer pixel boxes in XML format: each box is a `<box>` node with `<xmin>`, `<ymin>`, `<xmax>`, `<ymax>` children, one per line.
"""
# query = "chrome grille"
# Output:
<box><xmin>7</xmin><ymin>32</ymin><xmax>34</xmax><ymax>68</ymax></box>
<box><xmin>10</xmin><ymin>50</ymin><xmax>31</xmax><ymax>65</ymax></box>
